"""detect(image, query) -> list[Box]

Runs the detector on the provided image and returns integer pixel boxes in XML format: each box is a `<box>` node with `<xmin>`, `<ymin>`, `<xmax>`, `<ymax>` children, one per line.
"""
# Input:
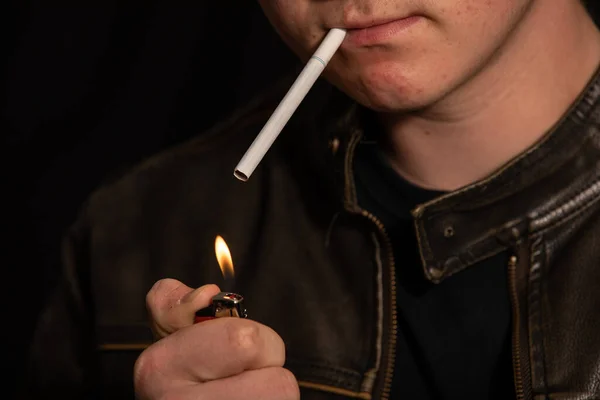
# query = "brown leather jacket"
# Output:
<box><xmin>24</xmin><ymin>66</ymin><xmax>600</xmax><ymax>400</ymax></box>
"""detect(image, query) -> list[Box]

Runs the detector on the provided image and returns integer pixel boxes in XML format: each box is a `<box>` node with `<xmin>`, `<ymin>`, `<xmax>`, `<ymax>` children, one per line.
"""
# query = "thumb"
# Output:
<box><xmin>146</xmin><ymin>278</ymin><xmax>221</xmax><ymax>338</ymax></box>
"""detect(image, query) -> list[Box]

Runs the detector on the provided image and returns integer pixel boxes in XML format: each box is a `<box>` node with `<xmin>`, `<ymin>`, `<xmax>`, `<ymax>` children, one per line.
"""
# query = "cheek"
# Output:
<box><xmin>440</xmin><ymin>0</ymin><xmax>529</xmax><ymax>39</ymax></box>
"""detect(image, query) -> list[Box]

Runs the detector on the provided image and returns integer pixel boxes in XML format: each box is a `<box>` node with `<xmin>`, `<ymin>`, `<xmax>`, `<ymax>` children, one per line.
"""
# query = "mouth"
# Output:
<box><xmin>339</xmin><ymin>15</ymin><xmax>423</xmax><ymax>47</ymax></box>
<box><xmin>343</xmin><ymin>15</ymin><xmax>413</xmax><ymax>30</ymax></box>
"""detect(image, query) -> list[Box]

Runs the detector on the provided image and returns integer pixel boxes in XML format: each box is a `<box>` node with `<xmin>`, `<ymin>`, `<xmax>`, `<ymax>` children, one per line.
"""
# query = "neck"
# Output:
<box><xmin>380</xmin><ymin>2</ymin><xmax>600</xmax><ymax>191</ymax></box>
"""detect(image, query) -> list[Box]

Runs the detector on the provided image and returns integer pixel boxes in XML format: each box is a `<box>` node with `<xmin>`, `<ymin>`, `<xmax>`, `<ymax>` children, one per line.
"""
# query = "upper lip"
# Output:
<box><xmin>341</xmin><ymin>15</ymin><xmax>416</xmax><ymax>30</ymax></box>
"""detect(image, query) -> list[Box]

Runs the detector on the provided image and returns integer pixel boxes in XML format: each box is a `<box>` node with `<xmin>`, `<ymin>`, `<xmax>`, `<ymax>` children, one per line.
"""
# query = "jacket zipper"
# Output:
<box><xmin>359</xmin><ymin>209</ymin><xmax>397</xmax><ymax>400</ymax></box>
<box><xmin>340</xmin><ymin>127</ymin><xmax>397</xmax><ymax>399</ymax></box>
<box><xmin>507</xmin><ymin>255</ymin><xmax>525</xmax><ymax>400</ymax></box>
<box><xmin>508</xmin><ymin>253</ymin><xmax>533</xmax><ymax>400</ymax></box>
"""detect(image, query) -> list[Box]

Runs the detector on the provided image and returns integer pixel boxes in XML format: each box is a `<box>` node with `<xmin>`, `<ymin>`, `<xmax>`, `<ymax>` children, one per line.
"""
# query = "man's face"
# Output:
<box><xmin>257</xmin><ymin>0</ymin><xmax>534</xmax><ymax>112</ymax></box>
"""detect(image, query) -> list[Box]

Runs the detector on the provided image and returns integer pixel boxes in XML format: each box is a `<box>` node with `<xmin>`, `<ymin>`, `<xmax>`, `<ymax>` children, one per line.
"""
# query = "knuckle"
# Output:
<box><xmin>271</xmin><ymin>330</ymin><xmax>286</xmax><ymax>366</ymax></box>
<box><xmin>146</xmin><ymin>278</ymin><xmax>179</xmax><ymax>313</ymax></box>
<box><xmin>150</xmin><ymin>278</ymin><xmax>178</xmax><ymax>295</ymax></box>
<box><xmin>133</xmin><ymin>343</ymin><xmax>171</xmax><ymax>397</ymax></box>
<box><xmin>145</xmin><ymin>293</ymin><xmax>159</xmax><ymax>316</ymax></box>
<box><xmin>146</xmin><ymin>280</ymin><xmax>165</xmax><ymax>311</ymax></box>
<box><xmin>273</xmin><ymin>368</ymin><xmax>300</xmax><ymax>399</ymax></box>
<box><xmin>226</xmin><ymin>320</ymin><xmax>261</xmax><ymax>359</ymax></box>
<box><xmin>133</xmin><ymin>346</ymin><xmax>158</xmax><ymax>392</ymax></box>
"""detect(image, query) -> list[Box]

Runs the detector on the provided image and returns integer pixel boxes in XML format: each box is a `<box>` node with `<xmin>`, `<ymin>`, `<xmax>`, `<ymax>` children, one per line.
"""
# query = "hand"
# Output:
<box><xmin>134</xmin><ymin>278</ymin><xmax>300</xmax><ymax>400</ymax></box>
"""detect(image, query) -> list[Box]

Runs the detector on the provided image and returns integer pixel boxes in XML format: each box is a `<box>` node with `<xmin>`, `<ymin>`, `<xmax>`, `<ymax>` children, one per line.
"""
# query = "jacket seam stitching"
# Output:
<box><xmin>530</xmin><ymin>182</ymin><xmax>600</xmax><ymax>236</ymax></box>
<box><xmin>527</xmin><ymin>236</ymin><xmax>550</xmax><ymax>396</ymax></box>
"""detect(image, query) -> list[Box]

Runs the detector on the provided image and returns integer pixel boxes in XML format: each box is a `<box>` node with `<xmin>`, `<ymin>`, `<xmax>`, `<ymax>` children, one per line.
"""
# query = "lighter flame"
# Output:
<box><xmin>215</xmin><ymin>235</ymin><xmax>234</xmax><ymax>280</ymax></box>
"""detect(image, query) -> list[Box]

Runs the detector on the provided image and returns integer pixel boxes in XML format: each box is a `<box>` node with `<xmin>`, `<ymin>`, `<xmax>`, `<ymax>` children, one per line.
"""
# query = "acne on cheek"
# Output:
<box><xmin>450</xmin><ymin>0</ymin><xmax>492</xmax><ymax>20</ymax></box>
<box><xmin>464</xmin><ymin>0</ymin><xmax>512</xmax><ymax>19</ymax></box>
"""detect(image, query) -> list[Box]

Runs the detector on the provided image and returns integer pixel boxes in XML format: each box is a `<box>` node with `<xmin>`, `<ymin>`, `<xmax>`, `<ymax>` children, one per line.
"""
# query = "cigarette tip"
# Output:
<box><xmin>234</xmin><ymin>169</ymin><xmax>249</xmax><ymax>182</ymax></box>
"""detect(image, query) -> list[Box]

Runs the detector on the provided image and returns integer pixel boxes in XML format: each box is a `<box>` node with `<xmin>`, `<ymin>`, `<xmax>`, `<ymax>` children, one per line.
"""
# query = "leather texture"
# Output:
<box><xmin>23</xmin><ymin>66</ymin><xmax>600</xmax><ymax>400</ymax></box>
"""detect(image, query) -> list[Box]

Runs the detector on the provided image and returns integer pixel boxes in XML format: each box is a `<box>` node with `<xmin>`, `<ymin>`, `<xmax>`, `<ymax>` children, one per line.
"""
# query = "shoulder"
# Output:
<box><xmin>81</xmin><ymin>72</ymin><xmax>350</xmax><ymax>220</ymax></box>
<box><xmin>82</xmin><ymin>74</ymin><xmax>295</xmax><ymax>220</ymax></box>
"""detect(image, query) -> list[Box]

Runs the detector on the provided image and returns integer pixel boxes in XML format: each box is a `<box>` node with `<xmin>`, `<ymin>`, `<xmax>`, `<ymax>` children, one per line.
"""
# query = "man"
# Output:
<box><xmin>26</xmin><ymin>0</ymin><xmax>600</xmax><ymax>399</ymax></box>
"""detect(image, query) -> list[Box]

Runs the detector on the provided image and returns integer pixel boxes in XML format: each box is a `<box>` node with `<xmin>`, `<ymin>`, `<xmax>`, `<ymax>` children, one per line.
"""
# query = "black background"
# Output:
<box><xmin>2</xmin><ymin>1</ymin><xmax>599</xmax><ymax>396</ymax></box>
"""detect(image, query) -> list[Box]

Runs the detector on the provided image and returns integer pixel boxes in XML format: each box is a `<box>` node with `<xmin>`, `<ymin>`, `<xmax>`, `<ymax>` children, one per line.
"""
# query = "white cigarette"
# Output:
<box><xmin>234</xmin><ymin>28</ymin><xmax>347</xmax><ymax>181</ymax></box>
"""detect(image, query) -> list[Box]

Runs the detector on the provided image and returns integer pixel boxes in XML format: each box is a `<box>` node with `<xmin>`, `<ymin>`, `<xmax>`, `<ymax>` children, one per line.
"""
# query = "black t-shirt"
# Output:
<box><xmin>354</xmin><ymin>137</ymin><xmax>516</xmax><ymax>399</ymax></box>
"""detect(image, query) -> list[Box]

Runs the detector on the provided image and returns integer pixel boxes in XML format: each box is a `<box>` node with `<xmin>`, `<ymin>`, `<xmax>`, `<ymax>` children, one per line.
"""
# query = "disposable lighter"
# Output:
<box><xmin>194</xmin><ymin>292</ymin><xmax>248</xmax><ymax>323</ymax></box>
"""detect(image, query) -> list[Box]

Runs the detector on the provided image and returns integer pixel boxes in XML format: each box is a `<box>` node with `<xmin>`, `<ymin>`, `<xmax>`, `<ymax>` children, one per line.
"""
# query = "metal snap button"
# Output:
<box><xmin>443</xmin><ymin>226</ymin><xmax>455</xmax><ymax>238</ymax></box>
<box><xmin>428</xmin><ymin>266</ymin><xmax>445</xmax><ymax>280</ymax></box>
<box><xmin>329</xmin><ymin>137</ymin><xmax>340</xmax><ymax>155</ymax></box>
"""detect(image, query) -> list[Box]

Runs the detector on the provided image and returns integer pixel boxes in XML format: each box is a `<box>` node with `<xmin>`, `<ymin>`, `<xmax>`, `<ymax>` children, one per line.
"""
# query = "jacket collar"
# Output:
<box><xmin>319</xmin><ymin>65</ymin><xmax>600</xmax><ymax>283</ymax></box>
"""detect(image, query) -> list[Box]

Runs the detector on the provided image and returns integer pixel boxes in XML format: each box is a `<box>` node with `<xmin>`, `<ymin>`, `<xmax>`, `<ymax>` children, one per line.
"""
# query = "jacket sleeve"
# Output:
<box><xmin>20</xmin><ymin>211</ymin><xmax>101</xmax><ymax>399</ymax></box>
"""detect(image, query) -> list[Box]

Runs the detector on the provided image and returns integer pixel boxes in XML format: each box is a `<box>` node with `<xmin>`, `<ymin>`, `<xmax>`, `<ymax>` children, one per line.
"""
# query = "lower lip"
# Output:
<box><xmin>344</xmin><ymin>16</ymin><xmax>422</xmax><ymax>47</ymax></box>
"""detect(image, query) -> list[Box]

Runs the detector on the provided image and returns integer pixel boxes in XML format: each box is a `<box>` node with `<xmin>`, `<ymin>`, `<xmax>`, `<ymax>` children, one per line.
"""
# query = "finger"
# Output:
<box><xmin>157</xmin><ymin>368</ymin><xmax>300</xmax><ymax>400</ymax></box>
<box><xmin>146</xmin><ymin>279</ymin><xmax>220</xmax><ymax>337</ymax></box>
<box><xmin>134</xmin><ymin>318</ymin><xmax>286</xmax><ymax>384</ymax></box>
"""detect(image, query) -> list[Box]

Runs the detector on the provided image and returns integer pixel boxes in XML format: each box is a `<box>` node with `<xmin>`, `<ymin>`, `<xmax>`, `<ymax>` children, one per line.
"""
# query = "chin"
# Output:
<box><xmin>357</xmin><ymin>91</ymin><xmax>434</xmax><ymax>113</ymax></box>
<box><xmin>342</xmin><ymin>82</ymin><xmax>443</xmax><ymax>113</ymax></box>
<box><xmin>328</xmin><ymin>62</ymin><xmax>449</xmax><ymax>113</ymax></box>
